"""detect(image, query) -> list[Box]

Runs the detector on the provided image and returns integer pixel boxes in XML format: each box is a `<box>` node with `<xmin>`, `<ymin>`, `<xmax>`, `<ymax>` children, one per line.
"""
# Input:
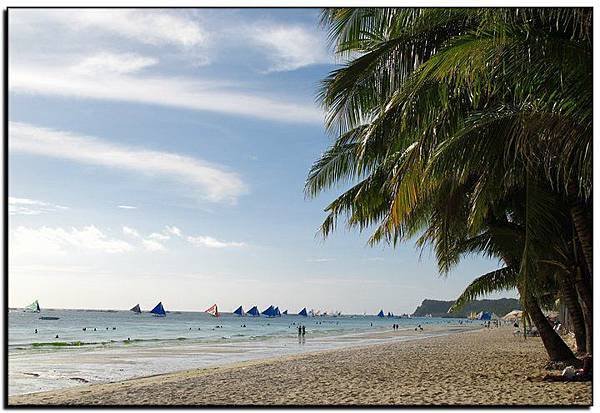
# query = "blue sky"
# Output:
<box><xmin>8</xmin><ymin>9</ymin><xmax>512</xmax><ymax>314</ymax></box>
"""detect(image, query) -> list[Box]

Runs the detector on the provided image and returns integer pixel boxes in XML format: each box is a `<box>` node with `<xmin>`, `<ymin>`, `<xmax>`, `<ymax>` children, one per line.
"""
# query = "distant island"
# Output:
<box><xmin>412</xmin><ymin>298</ymin><xmax>520</xmax><ymax>318</ymax></box>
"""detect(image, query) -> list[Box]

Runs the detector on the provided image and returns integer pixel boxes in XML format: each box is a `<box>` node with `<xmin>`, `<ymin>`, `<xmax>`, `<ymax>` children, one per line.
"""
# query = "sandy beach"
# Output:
<box><xmin>9</xmin><ymin>327</ymin><xmax>591</xmax><ymax>406</ymax></box>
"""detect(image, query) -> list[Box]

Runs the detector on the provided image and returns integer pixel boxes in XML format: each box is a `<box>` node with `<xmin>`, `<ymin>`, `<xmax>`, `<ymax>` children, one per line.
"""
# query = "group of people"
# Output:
<box><xmin>297</xmin><ymin>325</ymin><xmax>306</xmax><ymax>336</ymax></box>
<box><xmin>82</xmin><ymin>327</ymin><xmax>117</xmax><ymax>331</ymax></box>
<box><xmin>35</xmin><ymin>326</ymin><xmax>118</xmax><ymax>338</ymax></box>
<box><xmin>484</xmin><ymin>320</ymin><xmax>500</xmax><ymax>328</ymax></box>
<box><xmin>391</xmin><ymin>323</ymin><xmax>425</xmax><ymax>331</ymax></box>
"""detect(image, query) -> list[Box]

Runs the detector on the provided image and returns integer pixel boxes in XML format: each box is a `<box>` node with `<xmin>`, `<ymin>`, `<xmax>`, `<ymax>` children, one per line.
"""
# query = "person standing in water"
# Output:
<box><xmin>301</xmin><ymin>325</ymin><xmax>306</xmax><ymax>336</ymax></box>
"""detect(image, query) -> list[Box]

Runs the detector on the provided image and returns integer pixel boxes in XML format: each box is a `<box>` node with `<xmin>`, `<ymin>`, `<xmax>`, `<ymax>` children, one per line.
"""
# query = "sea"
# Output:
<box><xmin>8</xmin><ymin>309</ymin><xmax>476</xmax><ymax>396</ymax></box>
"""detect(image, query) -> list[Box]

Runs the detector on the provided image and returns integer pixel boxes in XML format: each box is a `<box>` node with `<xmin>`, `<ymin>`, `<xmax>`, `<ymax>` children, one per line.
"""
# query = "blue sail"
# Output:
<box><xmin>247</xmin><ymin>306</ymin><xmax>260</xmax><ymax>317</ymax></box>
<box><xmin>377</xmin><ymin>310</ymin><xmax>385</xmax><ymax>318</ymax></box>
<box><xmin>274</xmin><ymin>307</ymin><xmax>281</xmax><ymax>317</ymax></box>
<box><xmin>151</xmin><ymin>302</ymin><xmax>166</xmax><ymax>316</ymax></box>
<box><xmin>262</xmin><ymin>305</ymin><xmax>276</xmax><ymax>317</ymax></box>
<box><xmin>233</xmin><ymin>306</ymin><xmax>244</xmax><ymax>316</ymax></box>
<box><xmin>298</xmin><ymin>307</ymin><xmax>308</xmax><ymax>317</ymax></box>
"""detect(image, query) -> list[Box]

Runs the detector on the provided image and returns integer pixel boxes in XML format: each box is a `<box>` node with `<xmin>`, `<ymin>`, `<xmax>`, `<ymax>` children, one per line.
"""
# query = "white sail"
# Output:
<box><xmin>24</xmin><ymin>300</ymin><xmax>40</xmax><ymax>313</ymax></box>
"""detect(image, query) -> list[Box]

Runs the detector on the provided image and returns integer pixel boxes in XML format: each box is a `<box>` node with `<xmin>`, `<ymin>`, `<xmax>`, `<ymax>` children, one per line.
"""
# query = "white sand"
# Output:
<box><xmin>9</xmin><ymin>327</ymin><xmax>591</xmax><ymax>406</ymax></box>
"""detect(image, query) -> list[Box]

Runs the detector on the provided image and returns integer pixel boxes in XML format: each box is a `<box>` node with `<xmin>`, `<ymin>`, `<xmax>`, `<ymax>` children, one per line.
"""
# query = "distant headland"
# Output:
<box><xmin>412</xmin><ymin>298</ymin><xmax>521</xmax><ymax>318</ymax></box>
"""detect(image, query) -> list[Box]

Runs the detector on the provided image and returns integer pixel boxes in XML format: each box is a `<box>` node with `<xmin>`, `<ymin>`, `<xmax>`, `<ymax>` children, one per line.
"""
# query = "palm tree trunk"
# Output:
<box><xmin>522</xmin><ymin>293</ymin><xmax>576</xmax><ymax>361</ymax></box>
<box><xmin>574</xmin><ymin>265</ymin><xmax>593</xmax><ymax>355</ymax></box>
<box><xmin>568</xmin><ymin>182</ymin><xmax>593</xmax><ymax>277</ymax></box>
<box><xmin>557</xmin><ymin>271</ymin><xmax>586</xmax><ymax>354</ymax></box>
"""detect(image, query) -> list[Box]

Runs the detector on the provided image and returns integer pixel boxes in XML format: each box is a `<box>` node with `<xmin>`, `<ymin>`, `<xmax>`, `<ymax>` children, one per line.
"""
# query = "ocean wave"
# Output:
<box><xmin>30</xmin><ymin>341</ymin><xmax>106</xmax><ymax>347</ymax></box>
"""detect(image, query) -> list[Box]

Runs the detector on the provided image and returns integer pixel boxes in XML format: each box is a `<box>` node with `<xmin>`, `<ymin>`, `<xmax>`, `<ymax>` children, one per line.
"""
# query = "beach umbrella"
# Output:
<box><xmin>502</xmin><ymin>310</ymin><xmax>523</xmax><ymax>321</ymax></box>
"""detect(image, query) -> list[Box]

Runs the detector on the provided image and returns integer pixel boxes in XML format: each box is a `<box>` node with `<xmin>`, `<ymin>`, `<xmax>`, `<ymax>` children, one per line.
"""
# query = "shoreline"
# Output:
<box><xmin>9</xmin><ymin>323</ymin><xmax>476</xmax><ymax>397</ymax></box>
<box><xmin>9</xmin><ymin>328</ymin><xmax>591</xmax><ymax>406</ymax></box>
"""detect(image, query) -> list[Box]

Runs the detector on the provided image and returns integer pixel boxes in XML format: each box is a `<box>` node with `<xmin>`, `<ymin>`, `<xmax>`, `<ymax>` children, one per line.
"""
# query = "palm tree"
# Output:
<box><xmin>445</xmin><ymin>189</ymin><xmax>580</xmax><ymax>360</ymax></box>
<box><xmin>308</xmin><ymin>8</ymin><xmax>592</xmax><ymax>361</ymax></box>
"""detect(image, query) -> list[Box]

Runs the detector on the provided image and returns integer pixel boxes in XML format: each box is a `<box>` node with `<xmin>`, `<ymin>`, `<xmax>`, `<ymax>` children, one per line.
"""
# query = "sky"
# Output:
<box><xmin>8</xmin><ymin>8</ymin><xmax>513</xmax><ymax>314</ymax></box>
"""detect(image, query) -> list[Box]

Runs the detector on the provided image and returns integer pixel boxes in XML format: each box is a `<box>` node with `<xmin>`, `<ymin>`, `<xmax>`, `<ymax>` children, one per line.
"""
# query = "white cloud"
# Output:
<box><xmin>117</xmin><ymin>205</ymin><xmax>137</xmax><ymax>210</ymax></box>
<box><xmin>76</xmin><ymin>10</ymin><xmax>207</xmax><ymax>47</ymax></box>
<box><xmin>10</xmin><ymin>264</ymin><xmax>101</xmax><ymax>275</ymax></box>
<box><xmin>247</xmin><ymin>25</ymin><xmax>332</xmax><ymax>72</ymax></box>
<box><xmin>307</xmin><ymin>258</ymin><xmax>336</xmax><ymax>263</ymax></box>
<box><xmin>10</xmin><ymin>63</ymin><xmax>322</xmax><ymax>124</ymax></box>
<box><xmin>122</xmin><ymin>226</ymin><xmax>140</xmax><ymax>238</ymax></box>
<box><xmin>10</xmin><ymin>225</ymin><xmax>133</xmax><ymax>257</ymax></box>
<box><xmin>142</xmin><ymin>239</ymin><xmax>166</xmax><ymax>252</ymax></box>
<box><xmin>164</xmin><ymin>226</ymin><xmax>182</xmax><ymax>237</ymax></box>
<box><xmin>18</xmin><ymin>10</ymin><xmax>208</xmax><ymax>48</ymax></box>
<box><xmin>9</xmin><ymin>197</ymin><xmax>69</xmax><ymax>215</ymax></box>
<box><xmin>186</xmin><ymin>235</ymin><xmax>245</xmax><ymax>249</ymax></box>
<box><xmin>123</xmin><ymin>226</ymin><xmax>167</xmax><ymax>251</ymax></box>
<box><xmin>10</xmin><ymin>122</ymin><xmax>247</xmax><ymax>203</ymax></box>
<box><xmin>72</xmin><ymin>52</ymin><xmax>157</xmax><ymax>75</ymax></box>
<box><xmin>9</xmin><ymin>10</ymin><xmax>324</xmax><ymax>123</ymax></box>
<box><xmin>149</xmin><ymin>232</ymin><xmax>170</xmax><ymax>241</ymax></box>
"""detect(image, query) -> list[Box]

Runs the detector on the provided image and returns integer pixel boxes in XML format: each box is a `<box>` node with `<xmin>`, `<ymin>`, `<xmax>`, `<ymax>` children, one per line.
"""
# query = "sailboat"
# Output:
<box><xmin>247</xmin><ymin>306</ymin><xmax>260</xmax><ymax>317</ymax></box>
<box><xmin>377</xmin><ymin>310</ymin><xmax>385</xmax><ymax>318</ymax></box>
<box><xmin>205</xmin><ymin>304</ymin><xmax>219</xmax><ymax>317</ymax></box>
<box><xmin>233</xmin><ymin>306</ymin><xmax>245</xmax><ymax>316</ymax></box>
<box><xmin>274</xmin><ymin>307</ymin><xmax>281</xmax><ymax>317</ymax></box>
<box><xmin>150</xmin><ymin>302</ymin><xmax>166</xmax><ymax>317</ymax></box>
<box><xmin>24</xmin><ymin>300</ymin><xmax>40</xmax><ymax>313</ymax></box>
<box><xmin>262</xmin><ymin>305</ymin><xmax>277</xmax><ymax>318</ymax></box>
<box><xmin>387</xmin><ymin>312</ymin><xmax>394</xmax><ymax>318</ymax></box>
<box><xmin>298</xmin><ymin>308</ymin><xmax>308</xmax><ymax>317</ymax></box>
<box><xmin>282</xmin><ymin>310</ymin><xmax>288</xmax><ymax>315</ymax></box>
<box><xmin>130</xmin><ymin>304</ymin><xmax>141</xmax><ymax>314</ymax></box>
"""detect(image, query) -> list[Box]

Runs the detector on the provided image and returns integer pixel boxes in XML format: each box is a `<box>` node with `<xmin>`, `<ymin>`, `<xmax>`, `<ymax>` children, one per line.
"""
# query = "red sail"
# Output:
<box><xmin>205</xmin><ymin>304</ymin><xmax>219</xmax><ymax>317</ymax></box>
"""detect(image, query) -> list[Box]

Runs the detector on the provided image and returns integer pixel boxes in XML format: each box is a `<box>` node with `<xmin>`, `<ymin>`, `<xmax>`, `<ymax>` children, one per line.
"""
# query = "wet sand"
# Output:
<box><xmin>9</xmin><ymin>327</ymin><xmax>591</xmax><ymax>406</ymax></box>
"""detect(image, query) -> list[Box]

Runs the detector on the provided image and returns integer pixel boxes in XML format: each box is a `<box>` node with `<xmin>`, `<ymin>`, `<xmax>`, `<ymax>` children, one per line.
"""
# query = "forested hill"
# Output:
<box><xmin>412</xmin><ymin>298</ymin><xmax>521</xmax><ymax>318</ymax></box>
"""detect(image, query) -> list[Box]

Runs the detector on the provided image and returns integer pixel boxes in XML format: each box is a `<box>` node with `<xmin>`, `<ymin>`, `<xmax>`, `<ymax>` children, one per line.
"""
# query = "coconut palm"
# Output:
<box><xmin>444</xmin><ymin>185</ymin><xmax>583</xmax><ymax>359</ymax></box>
<box><xmin>308</xmin><ymin>8</ymin><xmax>592</xmax><ymax>361</ymax></box>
